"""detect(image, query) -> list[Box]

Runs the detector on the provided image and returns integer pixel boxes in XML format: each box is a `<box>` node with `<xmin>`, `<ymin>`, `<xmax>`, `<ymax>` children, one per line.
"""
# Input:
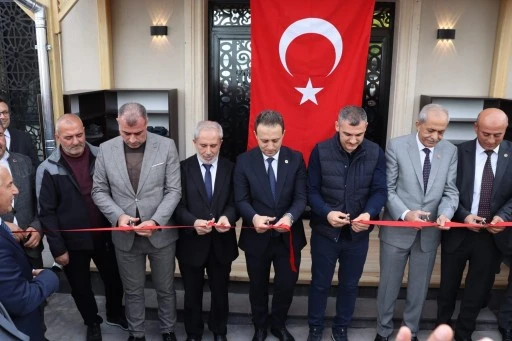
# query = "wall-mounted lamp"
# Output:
<box><xmin>150</xmin><ymin>25</ymin><xmax>168</xmax><ymax>36</ymax></box>
<box><xmin>437</xmin><ymin>28</ymin><xmax>455</xmax><ymax>40</ymax></box>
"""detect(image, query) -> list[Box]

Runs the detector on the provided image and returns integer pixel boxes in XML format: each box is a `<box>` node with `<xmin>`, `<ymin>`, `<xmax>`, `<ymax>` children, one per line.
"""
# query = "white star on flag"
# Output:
<box><xmin>295</xmin><ymin>78</ymin><xmax>323</xmax><ymax>105</ymax></box>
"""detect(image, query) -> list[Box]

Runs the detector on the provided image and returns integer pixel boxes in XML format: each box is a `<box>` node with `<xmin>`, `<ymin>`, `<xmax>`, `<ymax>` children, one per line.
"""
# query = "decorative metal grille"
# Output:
<box><xmin>216</xmin><ymin>38</ymin><xmax>251</xmax><ymax>160</ymax></box>
<box><xmin>373</xmin><ymin>6</ymin><xmax>393</xmax><ymax>28</ymax></box>
<box><xmin>212</xmin><ymin>4</ymin><xmax>251</xmax><ymax>27</ymax></box>
<box><xmin>0</xmin><ymin>2</ymin><xmax>43</xmax><ymax>161</ymax></box>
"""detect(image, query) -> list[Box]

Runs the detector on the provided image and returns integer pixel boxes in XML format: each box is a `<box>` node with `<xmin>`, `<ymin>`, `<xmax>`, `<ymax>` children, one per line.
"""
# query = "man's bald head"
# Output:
<box><xmin>55</xmin><ymin>114</ymin><xmax>87</xmax><ymax>158</ymax></box>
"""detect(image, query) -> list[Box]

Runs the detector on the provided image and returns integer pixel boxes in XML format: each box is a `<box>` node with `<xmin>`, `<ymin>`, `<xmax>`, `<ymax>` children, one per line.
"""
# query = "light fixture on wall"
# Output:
<box><xmin>150</xmin><ymin>25</ymin><xmax>168</xmax><ymax>36</ymax></box>
<box><xmin>437</xmin><ymin>28</ymin><xmax>455</xmax><ymax>40</ymax></box>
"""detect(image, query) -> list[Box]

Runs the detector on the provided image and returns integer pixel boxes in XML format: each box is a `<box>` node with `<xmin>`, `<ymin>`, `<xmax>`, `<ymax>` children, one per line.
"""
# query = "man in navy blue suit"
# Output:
<box><xmin>234</xmin><ymin>110</ymin><xmax>307</xmax><ymax>341</ymax></box>
<box><xmin>0</xmin><ymin>165</ymin><xmax>59</xmax><ymax>341</ymax></box>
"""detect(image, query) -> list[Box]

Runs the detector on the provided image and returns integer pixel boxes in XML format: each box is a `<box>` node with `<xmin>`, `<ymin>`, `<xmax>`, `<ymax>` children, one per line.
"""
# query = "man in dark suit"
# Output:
<box><xmin>174</xmin><ymin>120</ymin><xmax>238</xmax><ymax>341</ymax></box>
<box><xmin>0</xmin><ymin>165</ymin><xmax>59</xmax><ymax>341</ymax></box>
<box><xmin>234</xmin><ymin>110</ymin><xmax>307</xmax><ymax>341</ymax></box>
<box><xmin>0</xmin><ymin>123</ymin><xmax>42</xmax><ymax>268</ymax></box>
<box><xmin>437</xmin><ymin>108</ymin><xmax>512</xmax><ymax>341</ymax></box>
<box><xmin>0</xmin><ymin>97</ymin><xmax>39</xmax><ymax>168</ymax></box>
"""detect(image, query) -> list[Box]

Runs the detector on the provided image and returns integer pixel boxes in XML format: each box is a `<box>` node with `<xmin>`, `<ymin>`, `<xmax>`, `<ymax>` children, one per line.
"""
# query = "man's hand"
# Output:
<box><xmin>351</xmin><ymin>213</ymin><xmax>370</xmax><ymax>233</ymax></box>
<box><xmin>327</xmin><ymin>211</ymin><xmax>350</xmax><ymax>228</ymax></box>
<box><xmin>273</xmin><ymin>215</ymin><xmax>292</xmax><ymax>233</ymax></box>
<box><xmin>32</xmin><ymin>269</ymin><xmax>44</xmax><ymax>278</ymax></box>
<box><xmin>436</xmin><ymin>215</ymin><xmax>451</xmax><ymax>231</ymax></box>
<box><xmin>193</xmin><ymin>219</ymin><xmax>213</xmax><ymax>235</ymax></box>
<box><xmin>118</xmin><ymin>214</ymin><xmax>140</xmax><ymax>233</ymax></box>
<box><xmin>396</xmin><ymin>324</ymin><xmax>453</xmax><ymax>341</ymax></box>
<box><xmin>134</xmin><ymin>220</ymin><xmax>157</xmax><ymax>237</ymax></box>
<box><xmin>23</xmin><ymin>226</ymin><xmax>42</xmax><ymax>248</ymax></box>
<box><xmin>4</xmin><ymin>221</ymin><xmax>25</xmax><ymax>242</ymax></box>
<box><xmin>252</xmin><ymin>214</ymin><xmax>276</xmax><ymax>233</ymax></box>
<box><xmin>404</xmin><ymin>210</ymin><xmax>431</xmax><ymax>230</ymax></box>
<box><xmin>55</xmin><ymin>252</ymin><xmax>69</xmax><ymax>266</ymax></box>
<box><xmin>464</xmin><ymin>214</ymin><xmax>485</xmax><ymax>233</ymax></box>
<box><xmin>487</xmin><ymin>215</ymin><xmax>506</xmax><ymax>234</ymax></box>
<box><xmin>215</xmin><ymin>216</ymin><xmax>231</xmax><ymax>233</ymax></box>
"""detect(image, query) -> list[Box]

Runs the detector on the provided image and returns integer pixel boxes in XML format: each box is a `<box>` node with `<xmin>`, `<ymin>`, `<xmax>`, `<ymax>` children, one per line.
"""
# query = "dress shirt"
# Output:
<box><xmin>4</xmin><ymin>128</ymin><xmax>11</xmax><ymax>151</ymax></box>
<box><xmin>471</xmin><ymin>141</ymin><xmax>498</xmax><ymax>215</ymax></box>
<box><xmin>400</xmin><ymin>134</ymin><xmax>434</xmax><ymax>220</ymax></box>
<box><xmin>263</xmin><ymin>150</ymin><xmax>280</xmax><ymax>181</ymax></box>
<box><xmin>197</xmin><ymin>156</ymin><xmax>218</xmax><ymax>194</ymax></box>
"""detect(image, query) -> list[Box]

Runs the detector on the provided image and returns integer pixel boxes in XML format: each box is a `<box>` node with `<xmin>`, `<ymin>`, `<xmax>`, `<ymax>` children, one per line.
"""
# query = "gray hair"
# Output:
<box><xmin>194</xmin><ymin>120</ymin><xmax>223</xmax><ymax>139</ymax></box>
<box><xmin>418</xmin><ymin>103</ymin><xmax>450</xmax><ymax>123</ymax></box>
<box><xmin>118</xmin><ymin>103</ymin><xmax>148</xmax><ymax>126</ymax></box>
<box><xmin>55</xmin><ymin>113</ymin><xmax>83</xmax><ymax>134</ymax></box>
<box><xmin>338</xmin><ymin>105</ymin><xmax>368</xmax><ymax>126</ymax></box>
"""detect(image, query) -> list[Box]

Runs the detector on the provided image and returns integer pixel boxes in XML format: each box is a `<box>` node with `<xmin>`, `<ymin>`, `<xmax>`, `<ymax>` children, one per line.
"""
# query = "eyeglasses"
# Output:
<box><xmin>0</xmin><ymin>111</ymin><xmax>9</xmax><ymax>117</ymax></box>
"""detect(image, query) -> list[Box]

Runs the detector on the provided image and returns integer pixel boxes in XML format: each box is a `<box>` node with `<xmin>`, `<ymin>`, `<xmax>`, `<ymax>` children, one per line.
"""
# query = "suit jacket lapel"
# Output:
<box><xmin>137</xmin><ymin>133</ymin><xmax>158</xmax><ymax>194</ymax></box>
<box><xmin>494</xmin><ymin>142</ymin><xmax>512</xmax><ymax>197</ymax></box>
<box><xmin>275</xmin><ymin>148</ymin><xmax>289</xmax><ymax>203</ymax></box>
<box><xmin>406</xmin><ymin>135</ymin><xmax>424</xmax><ymax>193</ymax></box>
<box><xmin>7</xmin><ymin>157</ymin><xmax>20</xmax><ymax>211</ymax></box>
<box><xmin>191</xmin><ymin>158</ymin><xmax>210</xmax><ymax>205</ymax></box>
<box><xmin>212</xmin><ymin>159</ymin><xmax>228</xmax><ymax>208</ymax></box>
<box><xmin>427</xmin><ymin>142</ymin><xmax>446</xmax><ymax>194</ymax></box>
<box><xmin>112</xmin><ymin>138</ymin><xmax>135</xmax><ymax>196</ymax></box>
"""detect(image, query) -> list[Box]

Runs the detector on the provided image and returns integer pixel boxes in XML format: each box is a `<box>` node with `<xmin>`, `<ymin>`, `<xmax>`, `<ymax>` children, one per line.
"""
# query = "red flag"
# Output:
<box><xmin>249</xmin><ymin>0</ymin><xmax>375</xmax><ymax>164</ymax></box>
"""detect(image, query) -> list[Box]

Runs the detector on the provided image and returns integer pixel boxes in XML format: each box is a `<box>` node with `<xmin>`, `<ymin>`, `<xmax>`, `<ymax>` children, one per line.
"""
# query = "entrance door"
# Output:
<box><xmin>209</xmin><ymin>2</ymin><xmax>394</xmax><ymax>162</ymax></box>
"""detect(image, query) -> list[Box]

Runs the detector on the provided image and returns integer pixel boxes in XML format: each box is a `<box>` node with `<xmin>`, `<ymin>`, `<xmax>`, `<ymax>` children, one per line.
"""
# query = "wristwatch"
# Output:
<box><xmin>283</xmin><ymin>212</ymin><xmax>294</xmax><ymax>225</ymax></box>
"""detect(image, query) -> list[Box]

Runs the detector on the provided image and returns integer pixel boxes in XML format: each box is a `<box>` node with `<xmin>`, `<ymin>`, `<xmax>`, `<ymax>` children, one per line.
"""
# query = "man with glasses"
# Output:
<box><xmin>0</xmin><ymin>97</ymin><xmax>39</xmax><ymax>168</ymax></box>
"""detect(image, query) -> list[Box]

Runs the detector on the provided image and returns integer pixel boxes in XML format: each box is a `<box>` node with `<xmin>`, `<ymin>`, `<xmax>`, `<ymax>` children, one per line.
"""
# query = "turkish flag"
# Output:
<box><xmin>249</xmin><ymin>0</ymin><xmax>375</xmax><ymax>164</ymax></box>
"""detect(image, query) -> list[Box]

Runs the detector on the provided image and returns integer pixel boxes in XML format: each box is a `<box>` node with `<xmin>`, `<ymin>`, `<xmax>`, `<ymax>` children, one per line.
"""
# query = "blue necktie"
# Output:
<box><xmin>203</xmin><ymin>164</ymin><xmax>213</xmax><ymax>203</ymax></box>
<box><xmin>422</xmin><ymin>148</ymin><xmax>431</xmax><ymax>194</ymax></box>
<box><xmin>267</xmin><ymin>157</ymin><xmax>276</xmax><ymax>199</ymax></box>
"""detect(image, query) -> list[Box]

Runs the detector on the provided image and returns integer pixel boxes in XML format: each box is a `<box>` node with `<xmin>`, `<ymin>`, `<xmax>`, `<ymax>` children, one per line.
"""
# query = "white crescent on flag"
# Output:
<box><xmin>278</xmin><ymin>17</ymin><xmax>343</xmax><ymax>77</ymax></box>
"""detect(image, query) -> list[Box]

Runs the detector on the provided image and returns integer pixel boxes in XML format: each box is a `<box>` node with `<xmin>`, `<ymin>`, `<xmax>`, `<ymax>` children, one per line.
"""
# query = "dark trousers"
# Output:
<box><xmin>178</xmin><ymin>256</ymin><xmax>232</xmax><ymax>338</ymax></box>
<box><xmin>499</xmin><ymin>256</ymin><xmax>512</xmax><ymax>330</ymax></box>
<box><xmin>308</xmin><ymin>231</ymin><xmax>369</xmax><ymax>330</ymax></box>
<box><xmin>245</xmin><ymin>237</ymin><xmax>300</xmax><ymax>329</ymax></box>
<box><xmin>64</xmin><ymin>242</ymin><xmax>124</xmax><ymax>325</ymax></box>
<box><xmin>437</xmin><ymin>231</ymin><xmax>500</xmax><ymax>340</ymax></box>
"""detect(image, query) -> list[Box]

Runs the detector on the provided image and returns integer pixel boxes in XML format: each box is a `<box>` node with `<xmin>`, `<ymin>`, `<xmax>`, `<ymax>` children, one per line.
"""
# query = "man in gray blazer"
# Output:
<box><xmin>92</xmin><ymin>103</ymin><xmax>181</xmax><ymax>341</ymax></box>
<box><xmin>375</xmin><ymin>104</ymin><xmax>459</xmax><ymax>341</ymax></box>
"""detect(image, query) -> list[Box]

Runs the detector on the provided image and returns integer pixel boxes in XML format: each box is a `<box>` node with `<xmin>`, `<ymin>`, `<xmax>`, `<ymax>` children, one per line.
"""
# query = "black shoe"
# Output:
<box><xmin>374</xmin><ymin>334</ymin><xmax>389</xmax><ymax>341</ymax></box>
<box><xmin>331</xmin><ymin>327</ymin><xmax>348</xmax><ymax>341</ymax></box>
<box><xmin>252</xmin><ymin>327</ymin><xmax>267</xmax><ymax>341</ymax></box>
<box><xmin>87</xmin><ymin>323</ymin><xmax>102</xmax><ymax>341</ymax></box>
<box><xmin>106</xmin><ymin>315</ymin><xmax>129</xmax><ymax>331</ymax></box>
<box><xmin>270</xmin><ymin>326</ymin><xmax>294</xmax><ymax>341</ymax></box>
<box><xmin>307</xmin><ymin>328</ymin><xmax>323</xmax><ymax>341</ymax></box>
<box><xmin>501</xmin><ymin>328</ymin><xmax>512</xmax><ymax>341</ymax></box>
<box><xmin>213</xmin><ymin>334</ymin><xmax>227</xmax><ymax>341</ymax></box>
<box><xmin>127</xmin><ymin>337</ymin><xmax>146</xmax><ymax>341</ymax></box>
<box><xmin>162</xmin><ymin>332</ymin><xmax>177</xmax><ymax>341</ymax></box>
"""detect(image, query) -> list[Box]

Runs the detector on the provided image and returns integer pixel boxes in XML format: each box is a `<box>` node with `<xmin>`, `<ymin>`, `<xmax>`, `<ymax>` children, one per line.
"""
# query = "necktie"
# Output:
<box><xmin>203</xmin><ymin>164</ymin><xmax>213</xmax><ymax>203</ymax></box>
<box><xmin>422</xmin><ymin>148</ymin><xmax>431</xmax><ymax>194</ymax></box>
<box><xmin>477</xmin><ymin>150</ymin><xmax>494</xmax><ymax>221</ymax></box>
<box><xmin>267</xmin><ymin>157</ymin><xmax>276</xmax><ymax>199</ymax></box>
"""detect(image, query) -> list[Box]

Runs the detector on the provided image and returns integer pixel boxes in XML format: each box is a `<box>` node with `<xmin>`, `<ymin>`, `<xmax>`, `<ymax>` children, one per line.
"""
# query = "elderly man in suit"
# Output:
<box><xmin>92</xmin><ymin>103</ymin><xmax>181</xmax><ymax>341</ymax></box>
<box><xmin>436</xmin><ymin>108</ymin><xmax>512</xmax><ymax>341</ymax></box>
<box><xmin>0</xmin><ymin>123</ymin><xmax>42</xmax><ymax>268</ymax></box>
<box><xmin>375</xmin><ymin>104</ymin><xmax>459</xmax><ymax>341</ymax></box>
<box><xmin>37</xmin><ymin>114</ymin><xmax>127</xmax><ymax>341</ymax></box>
<box><xmin>306</xmin><ymin>106</ymin><xmax>387</xmax><ymax>341</ymax></box>
<box><xmin>174</xmin><ymin>120</ymin><xmax>238</xmax><ymax>341</ymax></box>
<box><xmin>0</xmin><ymin>97</ymin><xmax>39</xmax><ymax>168</ymax></box>
<box><xmin>234</xmin><ymin>110</ymin><xmax>307</xmax><ymax>341</ymax></box>
<box><xmin>0</xmin><ymin>165</ymin><xmax>59</xmax><ymax>341</ymax></box>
